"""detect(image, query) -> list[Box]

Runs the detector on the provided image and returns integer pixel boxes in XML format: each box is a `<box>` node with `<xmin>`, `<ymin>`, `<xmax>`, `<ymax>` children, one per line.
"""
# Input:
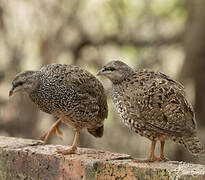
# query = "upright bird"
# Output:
<box><xmin>9</xmin><ymin>64</ymin><xmax>108</xmax><ymax>154</ymax></box>
<box><xmin>97</xmin><ymin>60</ymin><xmax>204</xmax><ymax>162</ymax></box>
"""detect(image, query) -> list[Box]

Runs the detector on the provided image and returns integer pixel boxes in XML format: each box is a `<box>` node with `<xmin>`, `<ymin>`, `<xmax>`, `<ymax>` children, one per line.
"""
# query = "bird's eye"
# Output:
<box><xmin>110</xmin><ymin>67</ymin><xmax>115</xmax><ymax>71</ymax></box>
<box><xmin>18</xmin><ymin>82</ymin><xmax>23</xmax><ymax>86</ymax></box>
<box><xmin>106</xmin><ymin>67</ymin><xmax>115</xmax><ymax>71</ymax></box>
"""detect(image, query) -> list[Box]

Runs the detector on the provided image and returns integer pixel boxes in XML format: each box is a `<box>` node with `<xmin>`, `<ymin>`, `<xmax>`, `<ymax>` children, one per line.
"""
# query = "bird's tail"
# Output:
<box><xmin>183</xmin><ymin>135</ymin><xmax>205</xmax><ymax>156</ymax></box>
<box><xmin>87</xmin><ymin>125</ymin><xmax>104</xmax><ymax>138</ymax></box>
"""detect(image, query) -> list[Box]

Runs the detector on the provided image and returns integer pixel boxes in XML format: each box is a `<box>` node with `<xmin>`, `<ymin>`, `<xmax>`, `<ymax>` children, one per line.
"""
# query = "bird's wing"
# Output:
<box><xmin>41</xmin><ymin>64</ymin><xmax>108</xmax><ymax>121</ymax></box>
<box><xmin>123</xmin><ymin>70</ymin><xmax>196</xmax><ymax>136</ymax></box>
<box><xmin>68</xmin><ymin>67</ymin><xmax>108</xmax><ymax>120</ymax></box>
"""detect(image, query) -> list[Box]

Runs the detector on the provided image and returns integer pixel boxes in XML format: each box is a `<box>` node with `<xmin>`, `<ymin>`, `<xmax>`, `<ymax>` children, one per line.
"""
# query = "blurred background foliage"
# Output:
<box><xmin>0</xmin><ymin>0</ymin><xmax>205</xmax><ymax>164</ymax></box>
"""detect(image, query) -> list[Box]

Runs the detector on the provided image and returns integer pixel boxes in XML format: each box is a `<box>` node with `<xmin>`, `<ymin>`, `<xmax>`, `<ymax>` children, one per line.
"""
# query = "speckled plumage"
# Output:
<box><xmin>10</xmin><ymin>64</ymin><xmax>108</xmax><ymax>154</ymax></box>
<box><xmin>98</xmin><ymin>60</ymin><xmax>204</xmax><ymax>161</ymax></box>
<box><xmin>30</xmin><ymin>64</ymin><xmax>107</xmax><ymax>129</ymax></box>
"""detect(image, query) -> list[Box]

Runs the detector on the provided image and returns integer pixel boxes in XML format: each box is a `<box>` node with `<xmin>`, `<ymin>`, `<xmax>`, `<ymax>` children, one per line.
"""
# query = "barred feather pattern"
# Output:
<box><xmin>102</xmin><ymin>60</ymin><xmax>204</xmax><ymax>156</ymax></box>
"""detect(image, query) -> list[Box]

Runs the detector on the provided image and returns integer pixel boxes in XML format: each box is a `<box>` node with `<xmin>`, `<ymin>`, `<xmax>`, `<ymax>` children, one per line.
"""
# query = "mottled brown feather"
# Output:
<box><xmin>11</xmin><ymin>64</ymin><xmax>108</xmax><ymax>137</ymax></box>
<box><xmin>99</xmin><ymin>60</ymin><xmax>204</xmax><ymax>156</ymax></box>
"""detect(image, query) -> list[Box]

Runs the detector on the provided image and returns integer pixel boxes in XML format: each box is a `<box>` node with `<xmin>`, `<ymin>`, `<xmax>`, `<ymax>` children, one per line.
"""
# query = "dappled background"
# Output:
<box><xmin>0</xmin><ymin>0</ymin><xmax>205</xmax><ymax>164</ymax></box>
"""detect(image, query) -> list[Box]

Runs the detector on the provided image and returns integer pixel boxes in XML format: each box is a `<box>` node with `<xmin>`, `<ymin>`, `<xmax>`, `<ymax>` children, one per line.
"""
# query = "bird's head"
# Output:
<box><xmin>9</xmin><ymin>70</ymin><xmax>39</xmax><ymax>97</ymax></box>
<box><xmin>97</xmin><ymin>60</ymin><xmax>134</xmax><ymax>83</ymax></box>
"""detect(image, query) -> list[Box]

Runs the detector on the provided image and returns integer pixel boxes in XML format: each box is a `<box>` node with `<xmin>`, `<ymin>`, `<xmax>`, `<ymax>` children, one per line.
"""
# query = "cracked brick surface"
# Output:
<box><xmin>0</xmin><ymin>136</ymin><xmax>204</xmax><ymax>180</ymax></box>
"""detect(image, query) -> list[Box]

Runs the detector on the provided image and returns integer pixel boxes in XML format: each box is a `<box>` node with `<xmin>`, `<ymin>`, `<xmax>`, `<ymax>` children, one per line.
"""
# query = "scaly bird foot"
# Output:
<box><xmin>56</xmin><ymin>147</ymin><xmax>78</xmax><ymax>155</ymax></box>
<box><xmin>39</xmin><ymin>133</ymin><xmax>47</xmax><ymax>141</ymax></box>
<box><xmin>157</xmin><ymin>156</ymin><xmax>169</xmax><ymax>162</ymax></box>
<box><xmin>134</xmin><ymin>155</ymin><xmax>159</xmax><ymax>163</ymax></box>
<box><xmin>134</xmin><ymin>156</ymin><xmax>169</xmax><ymax>163</ymax></box>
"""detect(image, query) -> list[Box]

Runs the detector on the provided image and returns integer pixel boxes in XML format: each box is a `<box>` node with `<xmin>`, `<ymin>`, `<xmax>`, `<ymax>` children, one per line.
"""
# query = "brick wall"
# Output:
<box><xmin>0</xmin><ymin>136</ymin><xmax>204</xmax><ymax>180</ymax></box>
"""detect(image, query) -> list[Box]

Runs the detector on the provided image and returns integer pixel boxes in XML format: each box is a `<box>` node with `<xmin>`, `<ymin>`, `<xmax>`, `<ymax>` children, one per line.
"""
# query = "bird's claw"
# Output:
<box><xmin>134</xmin><ymin>156</ymin><xmax>169</xmax><ymax>163</ymax></box>
<box><xmin>39</xmin><ymin>133</ymin><xmax>47</xmax><ymax>141</ymax></box>
<box><xmin>157</xmin><ymin>156</ymin><xmax>169</xmax><ymax>162</ymax></box>
<box><xmin>134</xmin><ymin>157</ymin><xmax>158</xmax><ymax>163</ymax></box>
<box><xmin>56</xmin><ymin>147</ymin><xmax>78</xmax><ymax>155</ymax></box>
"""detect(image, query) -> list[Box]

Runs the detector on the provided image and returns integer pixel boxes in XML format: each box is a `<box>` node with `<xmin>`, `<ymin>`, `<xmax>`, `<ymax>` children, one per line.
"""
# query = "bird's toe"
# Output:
<box><xmin>157</xmin><ymin>156</ymin><xmax>169</xmax><ymax>162</ymax></box>
<box><xmin>56</xmin><ymin>148</ymin><xmax>78</xmax><ymax>155</ymax></box>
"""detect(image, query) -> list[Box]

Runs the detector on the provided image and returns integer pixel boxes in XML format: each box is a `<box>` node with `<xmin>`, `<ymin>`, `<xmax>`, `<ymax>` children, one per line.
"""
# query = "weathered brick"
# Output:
<box><xmin>0</xmin><ymin>136</ymin><xmax>204</xmax><ymax>180</ymax></box>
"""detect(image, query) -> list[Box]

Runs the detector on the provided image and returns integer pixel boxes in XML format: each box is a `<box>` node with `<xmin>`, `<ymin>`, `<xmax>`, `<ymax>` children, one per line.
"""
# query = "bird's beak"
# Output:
<box><xmin>9</xmin><ymin>86</ymin><xmax>14</xmax><ymax>97</ymax></box>
<box><xmin>96</xmin><ymin>68</ymin><xmax>105</xmax><ymax>76</ymax></box>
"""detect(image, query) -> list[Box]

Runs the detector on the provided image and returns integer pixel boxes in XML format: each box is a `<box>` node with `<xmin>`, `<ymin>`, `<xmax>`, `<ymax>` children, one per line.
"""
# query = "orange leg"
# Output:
<box><xmin>158</xmin><ymin>141</ymin><xmax>169</xmax><ymax>161</ymax></box>
<box><xmin>149</xmin><ymin>140</ymin><xmax>158</xmax><ymax>161</ymax></box>
<box><xmin>134</xmin><ymin>140</ymin><xmax>158</xmax><ymax>163</ymax></box>
<box><xmin>39</xmin><ymin>118</ymin><xmax>63</xmax><ymax>144</ymax></box>
<box><xmin>57</xmin><ymin>130</ymin><xmax>80</xmax><ymax>155</ymax></box>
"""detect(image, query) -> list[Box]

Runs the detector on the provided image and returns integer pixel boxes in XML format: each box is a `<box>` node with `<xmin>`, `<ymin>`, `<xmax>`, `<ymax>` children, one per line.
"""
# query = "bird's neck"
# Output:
<box><xmin>113</xmin><ymin>69</ymin><xmax>135</xmax><ymax>84</ymax></box>
<box><xmin>25</xmin><ymin>71</ymin><xmax>41</xmax><ymax>95</ymax></box>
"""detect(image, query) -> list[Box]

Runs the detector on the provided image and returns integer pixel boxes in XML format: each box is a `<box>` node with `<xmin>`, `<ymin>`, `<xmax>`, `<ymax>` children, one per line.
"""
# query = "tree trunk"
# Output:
<box><xmin>173</xmin><ymin>0</ymin><xmax>205</xmax><ymax>162</ymax></box>
<box><xmin>182</xmin><ymin>0</ymin><xmax>205</xmax><ymax>127</ymax></box>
